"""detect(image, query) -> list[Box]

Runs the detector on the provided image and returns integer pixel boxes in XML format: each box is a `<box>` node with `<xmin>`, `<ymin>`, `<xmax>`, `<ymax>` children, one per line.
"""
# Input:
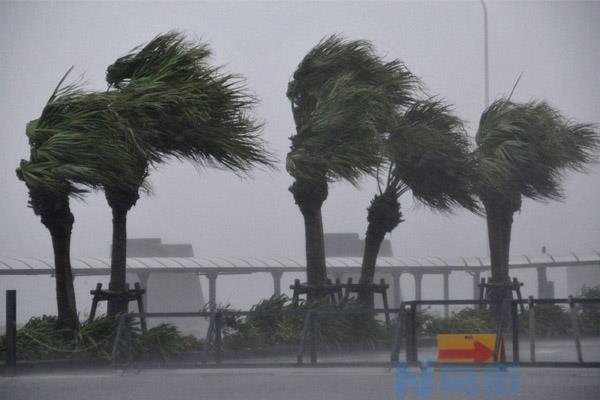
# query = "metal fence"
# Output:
<box><xmin>396</xmin><ymin>296</ymin><xmax>600</xmax><ymax>368</ymax></box>
<box><xmin>3</xmin><ymin>291</ymin><xmax>600</xmax><ymax>374</ymax></box>
<box><xmin>112</xmin><ymin>296</ymin><xmax>600</xmax><ymax>368</ymax></box>
<box><xmin>112</xmin><ymin>308</ymin><xmax>397</xmax><ymax>367</ymax></box>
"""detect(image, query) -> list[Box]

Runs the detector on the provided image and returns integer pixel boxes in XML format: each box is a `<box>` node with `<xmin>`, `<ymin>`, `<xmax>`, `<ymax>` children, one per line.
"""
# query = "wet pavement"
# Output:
<box><xmin>1</xmin><ymin>365</ymin><xmax>599</xmax><ymax>400</ymax></box>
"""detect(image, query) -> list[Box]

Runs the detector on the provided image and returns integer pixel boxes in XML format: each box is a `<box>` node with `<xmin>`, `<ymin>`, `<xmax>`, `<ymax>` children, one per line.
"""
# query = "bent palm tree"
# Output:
<box><xmin>17</xmin><ymin>78</ymin><xmax>144</xmax><ymax>330</ymax></box>
<box><xmin>358</xmin><ymin>99</ymin><xmax>477</xmax><ymax>307</ymax></box>
<box><xmin>287</xmin><ymin>35</ymin><xmax>418</xmax><ymax>290</ymax></box>
<box><xmin>474</xmin><ymin>98</ymin><xmax>598</xmax><ymax>307</ymax></box>
<box><xmin>104</xmin><ymin>32</ymin><xmax>272</xmax><ymax>314</ymax></box>
<box><xmin>16</xmin><ymin>172</ymin><xmax>78</xmax><ymax>331</ymax></box>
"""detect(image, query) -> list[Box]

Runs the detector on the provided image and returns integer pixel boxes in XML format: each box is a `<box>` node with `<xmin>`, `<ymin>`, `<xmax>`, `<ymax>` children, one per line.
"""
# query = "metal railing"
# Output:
<box><xmin>112</xmin><ymin>308</ymin><xmax>400</xmax><ymax>366</ymax></box>
<box><xmin>4</xmin><ymin>291</ymin><xmax>599</xmax><ymax>373</ymax></box>
<box><xmin>111</xmin><ymin>296</ymin><xmax>600</xmax><ymax>368</ymax></box>
<box><xmin>397</xmin><ymin>297</ymin><xmax>600</xmax><ymax>367</ymax></box>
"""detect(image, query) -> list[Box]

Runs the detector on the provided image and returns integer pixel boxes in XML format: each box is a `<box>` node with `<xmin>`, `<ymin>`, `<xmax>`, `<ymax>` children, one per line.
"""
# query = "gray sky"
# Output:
<box><xmin>1</xmin><ymin>0</ymin><xmax>599</xmax><ymax>263</ymax></box>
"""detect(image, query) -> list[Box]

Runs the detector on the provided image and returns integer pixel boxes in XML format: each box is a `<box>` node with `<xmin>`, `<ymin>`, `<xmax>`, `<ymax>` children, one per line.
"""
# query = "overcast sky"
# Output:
<box><xmin>1</xmin><ymin>0</ymin><xmax>599</xmax><ymax>263</ymax></box>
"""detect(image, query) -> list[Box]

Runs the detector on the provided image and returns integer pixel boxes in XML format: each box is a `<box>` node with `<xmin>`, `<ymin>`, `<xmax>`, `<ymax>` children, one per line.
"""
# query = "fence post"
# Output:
<box><xmin>202</xmin><ymin>313</ymin><xmax>215</xmax><ymax>365</ymax></box>
<box><xmin>88</xmin><ymin>283</ymin><xmax>102</xmax><ymax>323</ymax></box>
<box><xmin>391</xmin><ymin>304</ymin><xmax>405</xmax><ymax>364</ymax></box>
<box><xmin>214</xmin><ymin>312</ymin><xmax>222</xmax><ymax>364</ymax></box>
<box><xmin>310</xmin><ymin>312</ymin><xmax>317</xmax><ymax>364</ymax></box>
<box><xmin>568</xmin><ymin>295</ymin><xmax>583</xmax><ymax>364</ymax></box>
<box><xmin>405</xmin><ymin>303</ymin><xmax>412</xmax><ymax>363</ymax></box>
<box><xmin>405</xmin><ymin>303</ymin><xmax>417</xmax><ymax>364</ymax></box>
<box><xmin>111</xmin><ymin>313</ymin><xmax>127</xmax><ymax>365</ymax></box>
<box><xmin>493</xmin><ymin>299</ymin><xmax>508</xmax><ymax>363</ymax></box>
<box><xmin>125</xmin><ymin>314</ymin><xmax>133</xmax><ymax>364</ymax></box>
<box><xmin>411</xmin><ymin>303</ymin><xmax>418</xmax><ymax>363</ymax></box>
<box><xmin>5</xmin><ymin>290</ymin><xmax>16</xmax><ymax>376</ymax></box>
<box><xmin>528</xmin><ymin>296</ymin><xmax>536</xmax><ymax>363</ymax></box>
<box><xmin>442</xmin><ymin>273</ymin><xmax>450</xmax><ymax>318</ymax></box>
<box><xmin>511</xmin><ymin>300</ymin><xmax>519</xmax><ymax>363</ymax></box>
<box><xmin>478</xmin><ymin>278</ymin><xmax>486</xmax><ymax>309</ymax></box>
<box><xmin>512</xmin><ymin>277</ymin><xmax>525</xmax><ymax>313</ymax></box>
<box><xmin>297</xmin><ymin>310</ymin><xmax>312</xmax><ymax>364</ymax></box>
<box><xmin>134</xmin><ymin>282</ymin><xmax>147</xmax><ymax>333</ymax></box>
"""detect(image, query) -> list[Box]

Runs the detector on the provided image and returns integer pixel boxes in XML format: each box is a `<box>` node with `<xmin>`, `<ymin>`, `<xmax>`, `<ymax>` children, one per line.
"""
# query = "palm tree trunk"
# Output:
<box><xmin>33</xmin><ymin>191</ymin><xmax>79</xmax><ymax>331</ymax></box>
<box><xmin>361</xmin><ymin>228</ymin><xmax>385</xmax><ymax>286</ymax></box>
<box><xmin>49</xmin><ymin>221</ymin><xmax>79</xmax><ymax>332</ymax></box>
<box><xmin>485</xmin><ymin>205</ymin><xmax>512</xmax><ymax>286</ymax></box>
<box><xmin>106</xmin><ymin>188</ymin><xmax>139</xmax><ymax>315</ymax></box>
<box><xmin>481</xmin><ymin>191</ymin><xmax>522</xmax><ymax>318</ymax></box>
<box><xmin>290</xmin><ymin>180</ymin><xmax>328</xmax><ymax>296</ymax></box>
<box><xmin>358</xmin><ymin>190</ymin><xmax>402</xmax><ymax>308</ymax></box>
<box><xmin>359</xmin><ymin>225</ymin><xmax>385</xmax><ymax>309</ymax></box>
<box><xmin>302</xmin><ymin>205</ymin><xmax>327</xmax><ymax>286</ymax></box>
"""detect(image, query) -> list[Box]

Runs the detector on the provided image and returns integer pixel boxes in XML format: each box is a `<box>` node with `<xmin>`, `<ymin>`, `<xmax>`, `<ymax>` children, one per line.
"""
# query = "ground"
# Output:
<box><xmin>1</xmin><ymin>367</ymin><xmax>599</xmax><ymax>400</ymax></box>
<box><xmin>2</xmin><ymin>338</ymin><xmax>599</xmax><ymax>399</ymax></box>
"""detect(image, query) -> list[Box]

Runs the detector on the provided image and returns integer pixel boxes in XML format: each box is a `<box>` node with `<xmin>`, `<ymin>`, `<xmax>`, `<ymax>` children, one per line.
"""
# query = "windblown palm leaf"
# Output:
<box><xmin>475</xmin><ymin>98</ymin><xmax>599</xmax><ymax>202</ymax></box>
<box><xmin>287</xmin><ymin>35</ymin><xmax>417</xmax><ymax>117</ymax></box>
<box><xmin>384</xmin><ymin>99</ymin><xmax>478</xmax><ymax>211</ymax></box>
<box><xmin>17</xmin><ymin>80</ymin><xmax>148</xmax><ymax>197</ymax></box>
<box><xmin>106</xmin><ymin>32</ymin><xmax>273</xmax><ymax>173</ymax></box>
<box><xmin>287</xmin><ymin>35</ymin><xmax>419</xmax><ymax>185</ymax></box>
<box><xmin>107</xmin><ymin>32</ymin><xmax>213</xmax><ymax>88</ymax></box>
<box><xmin>287</xmin><ymin>76</ymin><xmax>397</xmax><ymax>184</ymax></box>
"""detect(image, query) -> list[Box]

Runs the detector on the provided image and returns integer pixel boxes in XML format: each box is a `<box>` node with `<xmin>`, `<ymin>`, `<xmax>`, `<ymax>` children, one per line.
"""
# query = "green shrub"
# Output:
<box><xmin>578</xmin><ymin>286</ymin><xmax>600</xmax><ymax>334</ymax></box>
<box><xmin>75</xmin><ymin>315</ymin><xmax>123</xmax><ymax>359</ymax></box>
<box><xmin>417</xmin><ymin>303</ymin><xmax>581</xmax><ymax>338</ymax></box>
<box><xmin>519</xmin><ymin>304</ymin><xmax>571</xmax><ymax>337</ymax></box>
<box><xmin>179</xmin><ymin>335</ymin><xmax>204</xmax><ymax>352</ymax></box>
<box><xmin>141</xmin><ymin>324</ymin><xmax>185</xmax><ymax>360</ymax></box>
<box><xmin>421</xmin><ymin>308</ymin><xmax>496</xmax><ymax>336</ymax></box>
<box><xmin>0</xmin><ymin>314</ymin><xmax>190</xmax><ymax>361</ymax></box>
<box><xmin>14</xmin><ymin>315</ymin><xmax>69</xmax><ymax>360</ymax></box>
<box><xmin>221</xmin><ymin>295</ymin><xmax>390</xmax><ymax>350</ymax></box>
<box><xmin>223</xmin><ymin>295</ymin><xmax>306</xmax><ymax>350</ymax></box>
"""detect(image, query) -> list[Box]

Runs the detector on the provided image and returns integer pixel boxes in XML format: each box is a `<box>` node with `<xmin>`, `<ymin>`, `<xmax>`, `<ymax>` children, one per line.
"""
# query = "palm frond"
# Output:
<box><xmin>384</xmin><ymin>98</ymin><xmax>478</xmax><ymax>212</ymax></box>
<box><xmin>106</xmin><ymin>31</ymin><xmax>275</xmax><ymax>175</ymax></box>
<box><xmin>286</xmin><ymin>34</ymin><xmax>419</xmax><ymax>185</ymax></box>
<box><xmin>19</xmin><ymin>82</ymin><xmax>149</xmax><ymax>198</ymax></box>
<box><xmin>287</xmin><ymin>74</ymin><xmax>395</xmax><ymax>184</ymax></box>
<box><xmin>475</xmin><ymin>98</ymin><xmax>599</xmax><ymax>202</ymax></box>
<box><xmin>106</xmin><ymin>31</ymin><xmax>213</xmax><ymax>88</ymax></box>
<box><xmin>288</xmin><ymin>34</ymin><xmax>420</xmax><ymax>111</ymax></box>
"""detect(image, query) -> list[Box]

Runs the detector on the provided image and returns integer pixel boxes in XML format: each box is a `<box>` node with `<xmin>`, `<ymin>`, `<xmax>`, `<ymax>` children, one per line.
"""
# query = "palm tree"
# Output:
<box><xmin>17</xmin><ymin>179</ymin><xmax>78</xmax><ymax>331</ymax></box>
<box><xmin>358</xmin><ymin>99</ymin><xmax>477</xmax><ymax>307</ymax></box>
<box><xmin>16</xmin><ymin>77</ymin><xmax>144</xmax><ymax>330</ymax></box>
<box><xmin>286</xmin><ymin>35</ymin><xmax>418</xmax><ymax>290</ymax></box>
<box><xmin>474</xmin><ymin>98</ymin><xmax>598</xmax><ymax>307</ymax></box>
<box><xmin>103</xmin><ymin>32</ymin><xmax>273</xmax><ymax>314</ymax></box>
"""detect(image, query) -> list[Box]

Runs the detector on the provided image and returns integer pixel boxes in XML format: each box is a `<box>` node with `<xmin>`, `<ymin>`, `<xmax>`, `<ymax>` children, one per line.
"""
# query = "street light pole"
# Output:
<box><xmin>480</xmin><ymin>0</ymin><xmax>491</xmax><ymax>261</ymax></box>
<box><xmin>480</xmin><ymin>0</ymin><xmax>490</xmax><ymax>108</ymax></box>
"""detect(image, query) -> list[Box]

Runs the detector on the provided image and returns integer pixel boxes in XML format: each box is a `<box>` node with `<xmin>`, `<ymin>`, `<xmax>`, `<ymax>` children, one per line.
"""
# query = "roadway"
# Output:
<box><xmin>1</xmin><ymin>366</ymin><xmax>599</xmax><ymax>400</ymax></box>
<box><xmin>2</xmin><ymin>338</ymin><xmax>599</xmax><ymax>400</ymax></box>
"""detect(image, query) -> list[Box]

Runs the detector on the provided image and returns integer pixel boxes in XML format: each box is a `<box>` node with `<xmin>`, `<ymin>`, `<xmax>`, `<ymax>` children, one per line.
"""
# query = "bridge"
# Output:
<box><xmin>1</xmin><ymin>253</ymin><xmax>598</xmax><ymax>317</ymax></box>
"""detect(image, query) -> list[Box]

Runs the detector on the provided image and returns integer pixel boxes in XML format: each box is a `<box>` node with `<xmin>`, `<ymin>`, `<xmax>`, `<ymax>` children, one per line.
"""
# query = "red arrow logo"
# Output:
<box><xmin>438</xmin><ymin>340</ymin><xmax>494</xmax><ymax>363</ymax></box>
